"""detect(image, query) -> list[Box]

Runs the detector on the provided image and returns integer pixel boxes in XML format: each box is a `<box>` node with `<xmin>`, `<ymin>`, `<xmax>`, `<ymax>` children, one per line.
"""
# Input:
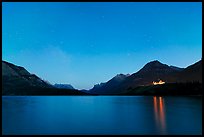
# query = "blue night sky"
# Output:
<box><xmin>2</xmin><ymin>2</ymin><xmax>202</xmax><ymax>90</ymax></box>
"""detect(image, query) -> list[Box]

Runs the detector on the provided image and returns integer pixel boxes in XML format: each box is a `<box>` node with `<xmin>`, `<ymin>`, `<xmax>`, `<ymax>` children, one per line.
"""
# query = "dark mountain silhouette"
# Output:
<box><xmin>2</xmin><ymin>61</ymin><xmax>52</xmax><ymax>91</ymax></box>
<box><xmin>89</xmin><ymin>60</ymin><xmax>202</xmax><ymax>95</ymax></box>
<box><xmin>2</xmin><ymin>59</ymin><xmax>202</xmax><ymax>95</ymax></box>
<box><xmin>80</xmin><ymin>89</ymin><xmax>89</xmax><ymax>93</ymax></box>
<box><xmin>2</xmin><ymin>61</ymin><xmax>87</xmax><ymax>95</ymax></box>
<box><xmin>175</xmin><ymin>60</ymin><xmax>202</xmax><ymax>83</ymax></box>
<box><xmin>89</xmin><ymin>74</ymin><xmax>129</xmax><ymax>94</ymax></box>
<box><xmin>54</xmin><ymin>84</ymin><xmax>75</xmax><ymax>89</ymax></box>
<box><xmin>169</xmin><ymin>66</ymin><xmax>184</xmax><ymax>71</ymax></box>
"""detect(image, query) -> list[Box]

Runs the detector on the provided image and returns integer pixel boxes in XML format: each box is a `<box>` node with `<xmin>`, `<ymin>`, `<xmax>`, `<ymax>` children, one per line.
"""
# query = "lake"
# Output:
<box><xmin>2</xmin><ymin>96</ymin><xmax>202</xmax><ymax>135</ymax></box>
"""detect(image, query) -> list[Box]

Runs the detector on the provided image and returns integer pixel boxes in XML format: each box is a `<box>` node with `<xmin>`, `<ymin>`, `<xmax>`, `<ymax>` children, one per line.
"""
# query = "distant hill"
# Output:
<box><xmin>89</xmin><ymin>60</ymin><xmax>202</xmax><ymax>95</ymax></box>
<box><xmin>175</xmin><ymin>60</ymin><xmax>202</xmax><ymax>83</ymax></box>
<box><xmin>169</xmin><ymin>66</ymin><xmax>184</xmax><ymax>71</ymax></box>
<box><xmin>2</xmin><ymin>61</ymin><xmax>52</xmax><ymax>94</ymax></box>
<box><xmin>90</xmin><ymin>74</ymin><xmax>129</xmax><ymax>94</ymax></box>
<box><xmin>2</xmin><ymin>59</ymin><xmax>201</xmax><ymax>96</ymax></box>
<box><xmin>2</xmin><ymin>61</ymin><xmax>87</xmax><ymax>95</ymax></box>
<box><xmin>54</xmin><ymin>84</ymin><xmax>75</xmax><ymax>90</ymax></box>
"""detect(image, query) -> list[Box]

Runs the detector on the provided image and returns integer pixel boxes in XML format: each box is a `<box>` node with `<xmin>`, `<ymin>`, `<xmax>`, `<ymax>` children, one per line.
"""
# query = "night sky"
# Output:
<box><xmin>2</xmin><ymin>2</ymin><xmax>202</xmax><ymax>89</ymax></box>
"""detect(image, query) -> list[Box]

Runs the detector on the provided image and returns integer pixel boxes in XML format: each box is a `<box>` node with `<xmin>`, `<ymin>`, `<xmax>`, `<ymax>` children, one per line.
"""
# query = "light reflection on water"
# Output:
<box><xmin>153</xmin><ymin>96</ymin><xmax>166</xmax><ymax>134</ymax></box>
<box><xmin>2</xmin><ymin>96</ymin><xmax>202</xmax><ymax>135</ymax></box>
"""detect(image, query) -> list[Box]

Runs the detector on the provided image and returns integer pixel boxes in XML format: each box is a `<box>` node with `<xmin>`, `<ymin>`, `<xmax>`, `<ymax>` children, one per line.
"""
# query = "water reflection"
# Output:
<box><xmin>153</xmin><ymin>96</ymin><xmax>166</xmax><ymax>134</ymax></box>
<box><xmin>2</xmin><ymin>96</ymin><xmax>202</xmax><ymax>135</ymax></box>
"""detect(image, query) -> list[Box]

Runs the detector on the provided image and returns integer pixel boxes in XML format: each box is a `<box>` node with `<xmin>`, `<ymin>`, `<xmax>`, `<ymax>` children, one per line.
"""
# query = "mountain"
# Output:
<box><xmin>2</xmin><ymin>61</ymin><xmax>52</xmax><ymax>94</ymax></box>
<box><xmin>128</xmin><ymin>60</ymin><xmax>178</xmax><ymax>84</ymax></box>
<box><xmin>3</xmin><ymin>59</ymin><xmax>201</xmax><ymax>95</ymax></box>
<box><xmin>170</xmin><ymin>66</ymin><xmax>184</xmax><ymax>71</ymax></box>
<box><xmin>89</xmin><ymin>60</ymin><xmax>179</xmax><ymax>94</ymax></box>
<box><xmin>175</xmin><ymin>60</ymin><xmax>202</xmax><ymax>83</ymax></box>
<box><xmin>54</xmin><ymin>84</ymin><xmax>75</xmax><ymax>89</ymax></box>
<box><xmin>89</xmin><ymin>74</ymin><xmax>129</xmax><ymax>94</ymax></box>
<box><xmin>89</xmin><ymin>60</ymin><xmax>202</xmax><ymax>95</ymax></box>
<box><xmin>2</xmin><ymin>61</ymin><xmax>87</xmax><ymax>95</ymax></box>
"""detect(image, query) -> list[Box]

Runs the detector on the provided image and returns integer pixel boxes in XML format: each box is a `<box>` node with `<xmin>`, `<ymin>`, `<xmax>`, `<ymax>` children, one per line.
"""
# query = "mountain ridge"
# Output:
<box><xmin>89</xmin><ymin>59</ymin><xmax>202</xmax><ymax>95</ymax></box>
<box><xmin>2</xmin><ymin>59</ymin><xmax>202</xmax><ymax>95</ymax></box>
<box><xmin>54</xmin><ymin>84</ymin><xmax>75</xmax><ymax>90</ymax></box>
<box><xmin>2</xmin><ymin>61</ymin><xmax>87</xmax><ymax>95</ymax></box>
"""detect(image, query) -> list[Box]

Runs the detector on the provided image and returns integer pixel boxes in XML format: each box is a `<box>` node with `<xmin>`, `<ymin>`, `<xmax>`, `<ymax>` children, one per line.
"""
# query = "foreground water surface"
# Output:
<box><xmin>2</xmin><ymin>96</ymin><xmax>202</xmax><ymax>135</ymax></box>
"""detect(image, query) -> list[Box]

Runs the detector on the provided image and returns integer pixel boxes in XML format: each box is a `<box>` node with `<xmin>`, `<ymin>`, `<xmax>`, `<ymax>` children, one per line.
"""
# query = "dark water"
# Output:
<box><xmin>2</xmin><ymin>96</ymin><xmax>202</xmax><ymax>135</ymax></box>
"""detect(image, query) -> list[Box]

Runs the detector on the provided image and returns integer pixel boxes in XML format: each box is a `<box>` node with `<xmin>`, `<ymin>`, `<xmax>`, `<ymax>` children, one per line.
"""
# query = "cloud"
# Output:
<box><xmin>41</xmin><ymin>45</ymin><xmax>71</xmax><ymax>64</ymax></box>
<box><xmin>10</xmin><ymin>45</ymin><xmax>72</xmax><ymax>84</ymax></box>
<box><xmin>18</xmin><ymin>45</ymin><xmax>71</xmax><ymax>65</ymax></box>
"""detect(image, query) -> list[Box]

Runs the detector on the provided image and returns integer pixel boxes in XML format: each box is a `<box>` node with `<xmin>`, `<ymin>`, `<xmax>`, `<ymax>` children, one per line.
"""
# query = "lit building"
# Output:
<box><xmin>153</xmin><ymin>80</ymin><xmax>165</xmax><ymax>85</ymax></box>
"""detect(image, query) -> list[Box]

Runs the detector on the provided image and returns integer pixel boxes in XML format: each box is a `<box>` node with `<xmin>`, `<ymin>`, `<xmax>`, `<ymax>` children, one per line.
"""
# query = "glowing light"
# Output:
<box><xmin>153</xmin><ymin>80</ymin><xmax>165</xmax><ymax>85</ymax></box>
<box><xmin>153</xmin><ymin>96</ymin><xmax>166</xmax><ymax>134</ymax></box>
<box><xmin>153</xmin><ymin>96</ymin><xmax>158</xmax><ymax>125</ymax></box>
